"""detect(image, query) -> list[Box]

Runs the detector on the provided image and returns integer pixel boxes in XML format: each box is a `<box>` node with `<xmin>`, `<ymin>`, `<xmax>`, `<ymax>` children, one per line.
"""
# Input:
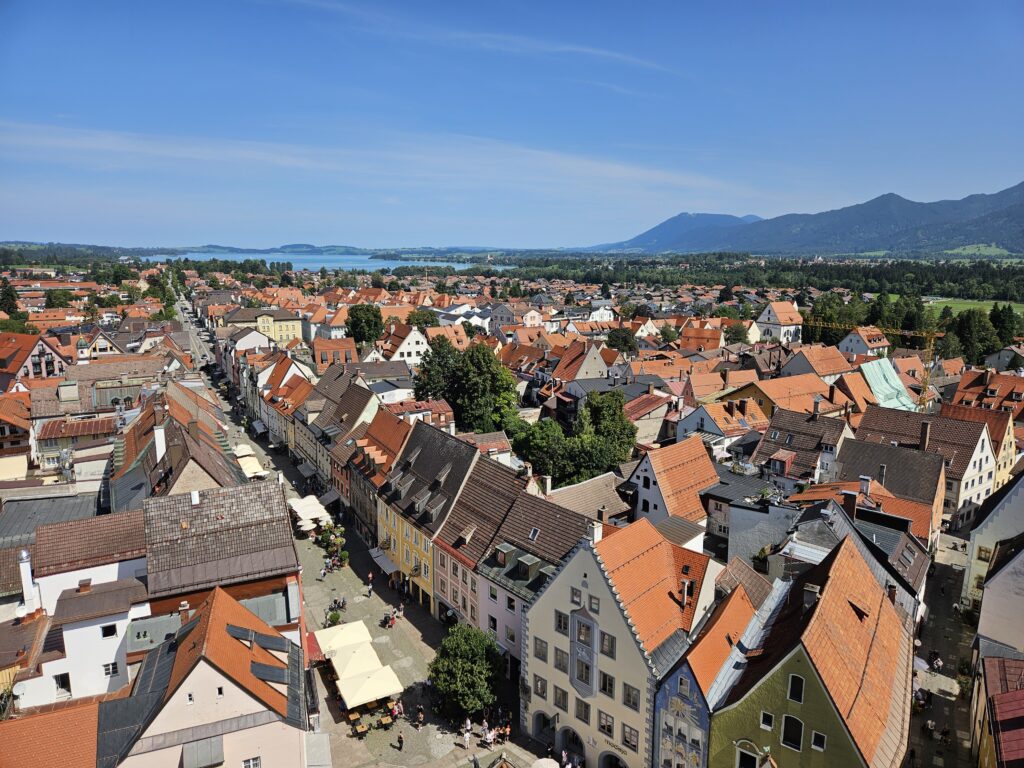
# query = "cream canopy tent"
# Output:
<box><xmin>314</xmin><ymin>621</ymin><xmax>373</xmax><ymax>655</ymax></box>
<box><xmin>288</xmin><ymin>495</ymin><xmax>331</xmax><ymax>524</ymax></box>
<box><xmin>237</xmin><ymin>455</ymin><xmax>269</xmax><ymax>479</ymax></box>
<box><xmin>335</xmin><ymin>666</ymin><xmax>403</xmax><ymax>709</ymax></box>
<box><xmin>329</xmin><ymin>641</ymin><xmax>382</xmax><ymax>680</ymax></box>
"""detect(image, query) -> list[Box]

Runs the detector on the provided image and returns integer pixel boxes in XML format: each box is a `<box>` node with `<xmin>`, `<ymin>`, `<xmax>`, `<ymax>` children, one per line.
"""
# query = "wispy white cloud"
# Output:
<box><xmin>272</xmin><ymin>0</ymin><xmax>681</xmax><ymax>75</ymax></box>
<box><xmin>0</xmin><ymin>120</ymin><xmax>758</xmax><ymax>247</ymax></box>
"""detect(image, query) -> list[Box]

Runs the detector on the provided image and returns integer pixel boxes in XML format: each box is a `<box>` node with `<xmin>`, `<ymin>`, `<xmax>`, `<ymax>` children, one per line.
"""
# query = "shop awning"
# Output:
<box><xmin>233</xmin><ymin>443</ymin><xmax>255</xmax><ymax>458</ymax></box>
<box><xmin>369</xmin><ymin>546</ymin><xmax>399</xmax><ymax>575</ymax></box>
<box><xmin>251</xmin><ymin>419</ymin><xmax>268</xmax><ymax>435</ymax></box>
<box><xmin>314</xmin><ymin>621</ymin><xmax>373</xmax><ymax>655</ymax></box>
<box><xmin>318</xmin><ymin>488</ymin><xmax>340</xmax><ymax>506</ymax></box>
<box><xmin>330</xmin><ymin>642</ymin><xmax>382</xmax><ymax>680</ymax></box>
<box><xmin>238</xmin><ymin>455</ymin><xmax>268</xmax><ymax>479</ymax></box>
<box><xmin>298</xmin><ymin>462</ymin><xmax>317</xmax><ymax>478</ymax></box>
<box><xmin>335</xmin><ymin>666</ymin><xmax>403</xmax><ymax>710</ymax></box>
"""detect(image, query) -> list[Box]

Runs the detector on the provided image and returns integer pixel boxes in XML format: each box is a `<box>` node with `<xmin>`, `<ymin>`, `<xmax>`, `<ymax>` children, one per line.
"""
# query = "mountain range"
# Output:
<box><xmin>597</xmin><ymin>180</ymin><xmax>1024</xmax><ymax>254</ymax></box>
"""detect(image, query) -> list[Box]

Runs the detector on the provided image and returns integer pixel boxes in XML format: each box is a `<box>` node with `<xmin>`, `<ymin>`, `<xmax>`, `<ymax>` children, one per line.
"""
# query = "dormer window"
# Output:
<box><xmin>987</xmin><ymin>388</ymin><xmax>998</xmax><ymax>397</ymax></box>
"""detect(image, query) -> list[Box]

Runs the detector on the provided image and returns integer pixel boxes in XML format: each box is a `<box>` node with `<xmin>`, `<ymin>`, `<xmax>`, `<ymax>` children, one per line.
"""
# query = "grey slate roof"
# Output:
<box><xmin>0</xmin><ymin>492</ymin><xmax>99</xmax><ymax>548</ymax></box>
<box><xmin>143</xmin><ymin>481</ymin><xmax>298</xmax><ymax>597</ymax></box>
<box><xmin>751</xmin><ymin>409</ymin><xmax>847</xmax><ymax>480</ymax></box>
<box><xmin>53</xmin><ymin>578</ymin><xmax>148</xmax><ymax>626</ymax></box>
<box><xmin>547</xmin><ymin>472</ymin><xmax>630</xmax><ymax>520</ymax></box>
<box><xmin>384</xmin><ymin>421</ymin><xmax>479</xmax><ymax>536</ymax></box>
<box><xmin>835</xmin><ymin>439</ymin><xmax>944</xmax><ymax>505</ymax></box>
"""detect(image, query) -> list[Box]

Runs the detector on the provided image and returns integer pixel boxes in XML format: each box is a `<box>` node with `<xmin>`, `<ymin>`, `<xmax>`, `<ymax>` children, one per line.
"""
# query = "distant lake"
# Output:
<box><xmin>149</xmin><ymin>251</ymin><xmax>509</xmax><ymax>272</ymax></box>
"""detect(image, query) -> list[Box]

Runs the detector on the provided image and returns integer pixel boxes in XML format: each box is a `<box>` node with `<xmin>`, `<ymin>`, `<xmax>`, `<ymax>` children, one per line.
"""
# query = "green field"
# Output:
<box><xmin>928</xmin><ymin>298</ymin><xmax>1024</xmax><ymax>315</ymax></box>
<box><xmin>944</xmin><ymin>243</ymin><xmax>1016</xmax><ymax>257</ymax></box>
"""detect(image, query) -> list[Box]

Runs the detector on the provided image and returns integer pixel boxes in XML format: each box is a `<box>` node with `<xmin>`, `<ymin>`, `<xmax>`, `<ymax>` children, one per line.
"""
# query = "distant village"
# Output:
<box><xmin>0</xmin><ymin>260</ymin><xmax>1021</xmax><ymax>768</ymax></box>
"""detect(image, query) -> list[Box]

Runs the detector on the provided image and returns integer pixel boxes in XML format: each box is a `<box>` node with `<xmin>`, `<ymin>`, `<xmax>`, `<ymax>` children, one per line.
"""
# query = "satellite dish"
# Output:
<box><xmin>15</xmin><ymin>604</ymin><xmax>27</xmax><ymax>618</ymax></box>
<box><xmin>12</xmin><ymin>681</ymin><xmax>26</xmax><ymax>697</ymax></box>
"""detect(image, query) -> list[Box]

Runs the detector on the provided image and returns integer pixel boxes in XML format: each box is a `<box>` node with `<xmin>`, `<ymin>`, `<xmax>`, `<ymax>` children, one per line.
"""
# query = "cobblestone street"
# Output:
<box><xmin>907</xmin><ymin>531</ymin><xmax>976</xmax><ymax>768</ymax></box>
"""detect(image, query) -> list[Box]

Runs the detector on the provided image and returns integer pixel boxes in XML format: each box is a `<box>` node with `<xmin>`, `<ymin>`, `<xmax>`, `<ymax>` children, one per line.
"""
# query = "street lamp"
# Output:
<box><xmin>733</xmin><ymin>739</ymin><xmax>777</xmax><ymax>768</ymax></box>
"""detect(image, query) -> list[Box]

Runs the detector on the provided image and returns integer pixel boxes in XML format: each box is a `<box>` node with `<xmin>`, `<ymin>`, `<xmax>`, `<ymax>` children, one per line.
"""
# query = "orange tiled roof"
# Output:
<box><xmin>766</xmin><ymin>300</ymin><xmax>803</xmax><ymax>325</ymax></box>
<box><xmin>686</xmin><ymin>585</ymin><xmax>755</xmax><ymax>694</ymax></box>
<box><xmin>165</xmin><ymin>587</ymin><xmax>290</xmax><ymax>718</ymax></box>
<box><xmin>595</xmin><ymin>518</ymin><xmax>711</xmax><ymax>653</ymax></box>
<box><xmin>795</xmin><ymin>345</ymin><xmax>855</xmax><ymax>377</ymax></box>
<box><xmin>0</xmin><ymin>700</ymin><xmax>99</xmax><ymax>768</ymax></box>
<box><xmin>0</xmin><ymin>390</ymin><xmax>31</xmax><ymax>430</ymax></box>
<box><xmin>645</xmin><ymin>435</ymin><xmax>719</xmax><ymax>521</ymax></box>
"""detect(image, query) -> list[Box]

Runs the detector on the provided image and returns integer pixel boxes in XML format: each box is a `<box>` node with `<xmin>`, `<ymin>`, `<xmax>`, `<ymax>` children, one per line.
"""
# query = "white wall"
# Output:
<box><xmin>121</xmin><ymin>719</ymin><xmax>304</xmax><ymax>768</ymax></box>
<box><xmin>37</xmin><ymin>558</ymin><xmax>147</xmax><ymax>614</ymax></box>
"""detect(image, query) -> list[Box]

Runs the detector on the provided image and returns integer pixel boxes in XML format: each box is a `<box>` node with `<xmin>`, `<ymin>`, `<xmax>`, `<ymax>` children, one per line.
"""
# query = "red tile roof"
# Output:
<box><xmin>595</xmin><ymin>518</ymin><xmax>712</xmax><ymax>653</ymax></box>
<box><xmin>686</xmin><ymin>585</ymin><xmax>755</xmax><ymax>695</ymax></box>
<box><xmin>643</xmin><ymin>435</ymin><xmax>719</xmax><ymax>522</ymax></box>
<box><xmin>0</xmin><ymin>700</ymin><xmax>99</xmax><ymax>768</ymax></box>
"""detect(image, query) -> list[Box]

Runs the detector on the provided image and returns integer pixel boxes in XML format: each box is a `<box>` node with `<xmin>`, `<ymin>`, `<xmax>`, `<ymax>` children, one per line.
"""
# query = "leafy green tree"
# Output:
<box><xmin>0</xmin><ymin>278</ymin><xmax>19</xmax><ymax>315</ymax></box>
<box><xmin>712</xmin><ymin>305</ymin><xmax>740</xmax><ymax>320</ymax></box>
<box><xmin>370</xmin><ymin>272</ymin><xmax>385</xmax><ymax>289</ymax></box>
<box><xmin>606</xmin><ymin>328</ymin><xmax>638</xmax><ymax>355</ymax></box>
<box><xmin>600</xmin><ymin>282</ymin><xmax>612</xmax><ymax>299</ymax></box>
<box><xmin>347</xmin><ymin>304</ymin><xmax>384</xmax><ymax>346</ymax></box>
<box><xmin>936</xmin><ymin>331</ymin><xmax>963</xmax><ymax>360</ymax></box>
<box><xmin>451</xmin><ymin>343</ymin><xmax>518</xmax><ymax>432</ymax></box>
<box><xmin>990</xmin><ymin>303</ymin><xmax>1021</xmax><ymax>346</ymax></box>
<box><xmin>510</xmin><ymin>418</ymin><xmax>567</xmax><ymax>479</ymax></box>
<box><xmin>660</xmin><ymin>325</ymin><xmax>679</xmax><ymax>344</ymax></box>
<box><xmin>461</xmin><ymin>321</ymin><xmax>478</xmax><ymax>339</ymax></box>
<box><xmin>719</xmin><ymin>284</ymin><xmax>734</xmax><ymax>302</ymax></box>
<box><xmin>319</xmin><ymin>266</ymin><xmax>328</xmax><ymax>281</ymax></box>
<box><xmin>725</xmin><ymin>322</ymin><xmax>750</xmax><ymax>345</ymax></box>
<box><xmin>583</xmin><ymin>390</ymin><xmax>637</xmax><ymax>462</ymax></box>
<box><xmin>951</xmin><ymin>309</ymin><xmax>1001</xmax><ymax>364</ymax></box>
<box><xmin>427</xmin><ymin>624</ymin><xmax>504</xmax><ymax>718</ymax></box>
<box><xmin>407</xmin><ymin>309</ymin><xmax>440</xmax><ymax>331</ymax></box>
<box><xmin>45</xmin><ymin>288</ymin><xmax>75</xmax><ymax>308</ymax></box>
<box><xmin>414</xmin><ymin>338</ymin><xmax>461</xmax><ymax>402</ymax></box>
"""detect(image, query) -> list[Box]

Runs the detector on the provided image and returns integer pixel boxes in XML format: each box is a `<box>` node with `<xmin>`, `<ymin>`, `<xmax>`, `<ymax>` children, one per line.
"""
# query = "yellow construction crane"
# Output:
<box><xmin>801</xmin><ymin>319</ymin><xmax>939</xmax><ymax>411</ymax></box>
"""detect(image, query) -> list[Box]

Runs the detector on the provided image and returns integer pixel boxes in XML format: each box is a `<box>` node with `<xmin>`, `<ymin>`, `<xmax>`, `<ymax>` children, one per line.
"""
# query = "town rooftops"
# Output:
<box><xmin>142</xmin><ymin>481</ymin><xmax>298</xmax><ymax>597</ymax></box>
<box><xmin>714</xmin><ymin>557</ymin><xmax>773</xmax><ymax>609</ymax></box>
<box><xmin>685</xmin><ymin>585</ymin><xmax>756</xmax><ymax>695</ymax></box>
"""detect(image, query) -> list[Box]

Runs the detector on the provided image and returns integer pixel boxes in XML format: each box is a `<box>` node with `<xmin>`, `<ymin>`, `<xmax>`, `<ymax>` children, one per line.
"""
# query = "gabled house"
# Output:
<box><xmin>754</xmin><ymin>301</ymin><xmax>802</xmax><ymax>345</ymax></box>
<box><xmin>706</xmin><ymin>537</ymin><xmax>913</xmax><ymax>768</ymax></box>
<box><xmin>677</xmin><ymin>399</ymin><xmax>769</xmax><ymax>461</ymax></box>
<box><xmin>627</xmin><ymin>435</ymin><xmax>720</xmax><ymax>524</ymax></box>
<box><xmin>347</xmin><ymin>409</ymin><xmax>412</xmax><ymax>544</ymax></box>
<box><xmin>376</xmin><ymin>422</ymin><xmax>479</xmax><ymax>613</ymax></box>
<box><xmin>952</xmin><ymin>368</ymin><xmax>1024</xmax><ymax>425</ymax></box>
<box><xmin>750</xmin><ymin>408</ymin><xmax>852</xmax><ymax>491</ymax></box>
<box><xmin>100</xmin><ymin>587</ymin><xmax>308</xmax><ymax>767</ymax></box>
<box><xmin>653</xmin><ymin>586</ymin><xmax>757</xmax><ymax>768</ymax></box>
<box><xmin>838</xmin><ymin>326</ymin><xmax>891</xmax><ymax>358</ymax></box>
<box><xmin>363</xmin><ymin>323</ymin><xmax>429</xmax><ymax>366</ymax></box>
<box><xmin>856</xmin><ymin>405</ymin><xmax>996</xmax><ymax>527</ymax></box>
<box><xmin>941</xmin><ymin>402</ymin><xmax>1016</xmax><ymax>492</ymax></box>
<box><xmin>780</xmin><ymin>344</ymin><xmax>855</xmax><ymax>384</ymax></box>
<box><xmin>724</xmin><ymin>373</ymin><xmax>851</xmax><ymax>418</ymax></box>
<box><xmin>522</xmin><ymin>519</ymin><xmax>721</xmax><ymax>768</ymax></box>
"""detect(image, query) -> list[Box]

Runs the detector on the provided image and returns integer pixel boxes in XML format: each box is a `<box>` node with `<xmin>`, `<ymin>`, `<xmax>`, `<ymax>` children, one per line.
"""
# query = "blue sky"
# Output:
<box><xmin>1</xmin><ymin>1</ymin><xmax>1022</xmax><ymax>248</ymax></box>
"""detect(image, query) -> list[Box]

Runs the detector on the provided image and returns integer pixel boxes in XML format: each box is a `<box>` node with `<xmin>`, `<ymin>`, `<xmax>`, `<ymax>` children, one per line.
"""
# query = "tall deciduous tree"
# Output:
<box><xmin>407</xmin><ymin>309</ymin><xmax>439</xmax><ymax>331</ymax></box>
<box><xmin>0</xmin><ymin>279</ymin><xmax>19</xmax><ymax>315</ymax></box>
<box><xmin>347</xmin><ymin>304</ymin><xmax>384</xmax><ymax>346</ymax></box>
<box><xmin>606</xmin><ymin>328</ymin><xmax>638</xmax><ymax>355</ymax></box>
<box><xmin>428</xmin><ymin>624</ymin><xmax>504</xmax><ymax>718</ymax></box>
<box><xmin>951</xmin><ymin>308</ymin><xmax>1001</xmax><ymax>364</ymax></box>
<box><xmin>414</xmin><ymin>337</ymin><xmax>461</xmax><ymax>402</ymax></box>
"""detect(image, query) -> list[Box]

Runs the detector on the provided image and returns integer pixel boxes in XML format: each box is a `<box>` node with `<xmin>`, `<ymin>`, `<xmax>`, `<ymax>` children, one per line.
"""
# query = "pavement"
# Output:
<box><xmin>906</xmin><ymin>531</ymin><xmax>976</xmax><ymax>768</ymax></box>
<box><xmin>185</xmin><ymin>315</ymin><xmax>545</xmax><ymax>768</ymax></box>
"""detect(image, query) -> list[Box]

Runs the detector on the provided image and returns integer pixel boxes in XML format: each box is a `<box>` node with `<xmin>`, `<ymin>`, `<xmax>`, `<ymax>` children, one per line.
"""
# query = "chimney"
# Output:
<box><xmin>878</xmin><ymin>464</ymin><xmax>887</xmax><ymax>486</ymax></box>
<box><xmin>812</xmin><ymin>395</ymin><xmax>821</xmax><ymax>418</ymax></box>
<box><xmin>540</xmin><ymin>475</ymin><xmax>552</xmax><ymax>495</ymax></box>
<box><xmin>648</xmin><ymin>382</ymin><xmax>655</xmax><ymax>395</ymax></box>
<box><xmin>18</xmin><ymin>549</ymin><xmax>39</xmax><ymax>616</ymax></box>
<box><xmin>77</xmin><ymin>578</ymin><xmax>92</xmax><ymax>594</ymax></box>
<box><xmin>886</xmin><ymin>583</ymin><xmax>897</xmax><ymax>605</ymax></box>
<box><xmin>828</xmin><ymin>383</ymin><xmax>836</xmax><ymax>403</ymax></box>
<box><xmin>589</xmin><ymin>519</ymin><xmax>603</xmax><ymax>544</ymax></box>
<box><xmin>153</xmin><ymin>422</ymin><xmax>167</xmax><ymax>463</ymax></box>
<box><xmin>841</xmin><ymin>489</ymin><xmax>859</xmax><ymax>520</ymax></box>
<box><xmin>803</xmin><ymin>583</ymin><xmax>821</xmax><ymax>611</ymax></box>
<box><xmin>681</xmin><ymin>579</ymin><xmax>691</xmax><ymax>607</ymax></box>
<box><xmin>984</xmin><ymin>368</ymin><xmax>993</xmax><ymax>387</ymax></box>
<box><xmin>920</xmin><ymin>421</ymin><xmax>931</xmax><ymax>451</ymax></box>
<box><xmin>178</xmin><ymin>600</ymin><xmax>190</xmax><ymax>623</ymax></box>
<box><xmin>859</xmin><ymin>475</ymin><xmax>871</xmax><ymax>497</ymax></box>
<box><xmin>737</xmin><ymin>399</ymin><xmax>747</xmax><ymax>416</ymax></box>
<box><xmin>597</xmin><ymin>504</ymin><xmax>607</xmax><ymax>522</ymax></box>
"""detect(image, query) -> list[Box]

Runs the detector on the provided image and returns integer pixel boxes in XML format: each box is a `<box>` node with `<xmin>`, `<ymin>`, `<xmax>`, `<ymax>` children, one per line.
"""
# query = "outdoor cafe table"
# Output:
<box><xmin>347</xmin><ymin>712</ymin><xmax>361</xmax><ymax>724</ymax></box>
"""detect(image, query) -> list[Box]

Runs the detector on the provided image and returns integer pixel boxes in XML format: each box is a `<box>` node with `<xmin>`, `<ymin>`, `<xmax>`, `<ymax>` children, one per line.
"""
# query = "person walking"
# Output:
<box><xmin>463</xmin><ymin>726</ymin><xmax>471</xmax><ymax>750</ymax></box>
<box><xmin>397</xmin><ymin>732</ymin><xmax>404</xmax><ymax>751</ymax></box>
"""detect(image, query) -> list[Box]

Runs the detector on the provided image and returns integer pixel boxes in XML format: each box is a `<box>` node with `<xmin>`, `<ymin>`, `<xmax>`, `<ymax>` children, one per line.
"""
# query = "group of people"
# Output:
<box><xmin>922</xmin><ymin>719</ymin><xmax>952</xmax><ymax>745</ymax></box>
<box><xmin>461</xmin><ymin>708</ymin><xmax>513</xmax><ymax>749</ymax></box>
<box><xmin>928</xmin><ymin>649</ymin><xmax>945</xmax><ymax>672</ymax></box>
<box><xmin>382</xmin><ymin>603</ymin><xmax>404</xmax><ymax>629</ymax></box>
